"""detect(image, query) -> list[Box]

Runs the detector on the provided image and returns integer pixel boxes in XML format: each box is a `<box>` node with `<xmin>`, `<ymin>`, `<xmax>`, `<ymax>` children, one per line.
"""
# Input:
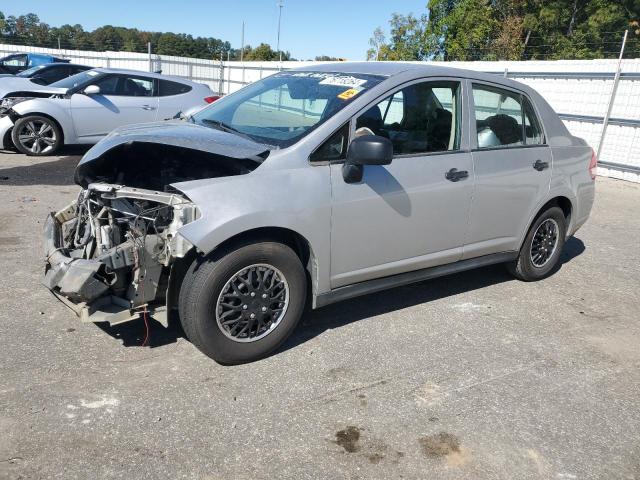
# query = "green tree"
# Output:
<box><xmin>368</xmin><ymin>13</ymin><xmax>432</xmax><ymax>61</ymax></box>
<box><xmin>245</xmin><ymin>43</ymin><xmax>290</xmax><ymax>61</ymax></box>
<box><xmin>370</xmin><ymin>0</ymin><xmax>639</xmax><ymax>61</ymax></box>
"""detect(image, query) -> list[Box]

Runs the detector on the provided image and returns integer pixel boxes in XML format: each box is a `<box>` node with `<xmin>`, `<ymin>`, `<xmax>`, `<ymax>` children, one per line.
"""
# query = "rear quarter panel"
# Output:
<box><xmin>550</xmin><ymin>145</ymin><xmax>595</xmax><ymax>235</ymax></box>
<box><xmin>531</xmin><ymin>89</ymin><xmax>595</xmax><ymax>236</ymax></box>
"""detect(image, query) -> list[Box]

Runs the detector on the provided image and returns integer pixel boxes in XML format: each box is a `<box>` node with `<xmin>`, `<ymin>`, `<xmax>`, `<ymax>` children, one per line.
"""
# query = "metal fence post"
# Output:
<box><xmin>597</xmin><ymin>30</ymin><xmax>628</xmax><ymax>159</ymax></box>
<box><xmin>218</xmin><ymin>55</ymin><xmax>224</xmax><ymax>96</ymax></box>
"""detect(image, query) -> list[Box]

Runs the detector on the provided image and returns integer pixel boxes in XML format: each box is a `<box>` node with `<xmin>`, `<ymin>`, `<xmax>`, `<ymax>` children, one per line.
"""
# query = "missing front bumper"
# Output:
<box><xmin>42</xmin><ymin>212</ymin><xmax>168</xmax><ymax>326</ymax></box>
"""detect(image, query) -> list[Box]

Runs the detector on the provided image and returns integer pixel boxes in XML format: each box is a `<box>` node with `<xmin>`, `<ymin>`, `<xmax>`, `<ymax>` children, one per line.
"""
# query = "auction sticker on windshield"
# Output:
<box><xmin>319</xmin><ymin>75</ymin><xmax>367</xmax><ymax>89</ymax></box>
<box><xmin>337</xmin><ymin>88</ymin><xmax>360</xmax><ymax>100</ymax></box>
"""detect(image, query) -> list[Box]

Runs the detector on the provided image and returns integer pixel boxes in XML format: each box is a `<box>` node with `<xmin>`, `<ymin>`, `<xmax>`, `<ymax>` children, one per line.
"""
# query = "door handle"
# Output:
<box><xmin>141</xmin><ymin>105</ymin><xmax>156</xmax><ymax>111</ymax></box>
<box><xmin>533</xmin><ymin>159</ymin><xmax>549</xmax><ymax>171</ymax></box>
<box><xmin>445</xmin><ymin>168</ymin><xmax>469</xmax><ymax>182</ymax></box>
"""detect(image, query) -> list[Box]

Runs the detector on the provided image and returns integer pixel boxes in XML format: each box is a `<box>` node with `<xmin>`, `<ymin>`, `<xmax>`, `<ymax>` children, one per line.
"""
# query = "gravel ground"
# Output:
<box><xmin>1</xmin><ymin>149</ymin><xmax>639</xmax><ymax>480</ymax></box>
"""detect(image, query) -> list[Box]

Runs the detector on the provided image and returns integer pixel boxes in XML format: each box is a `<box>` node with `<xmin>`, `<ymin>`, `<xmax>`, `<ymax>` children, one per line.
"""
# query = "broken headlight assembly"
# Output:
<box><xmin>1</xmin><ymin>96</ymin><xmax>33</xmax><ymax>110</ymax></box>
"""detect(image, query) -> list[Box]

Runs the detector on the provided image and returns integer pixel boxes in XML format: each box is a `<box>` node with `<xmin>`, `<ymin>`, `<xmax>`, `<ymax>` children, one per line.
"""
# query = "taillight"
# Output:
<box><xmin>589</xmin><ymin>149</ymin><xmax>597</xmax><ymax>180</ymax></box>
<box><xmin>204</xmin><ymin>96</ymin><xmax>220</xmax><ymax>104</ymax></box>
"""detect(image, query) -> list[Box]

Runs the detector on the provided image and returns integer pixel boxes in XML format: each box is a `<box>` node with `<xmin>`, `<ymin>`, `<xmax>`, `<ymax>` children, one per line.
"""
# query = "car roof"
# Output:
<box><xmin>37</xmin><ymin>63</ymin><xmax>91</xmax><ymax>68</ymax></box>
<box><xmin>291</xmin><ymin>61</ymin><xmax>530</xmax><ymax>92</ymax></box>
<box><xmin>90</xmin><ymin>68</ymin><xmax>203</xmax><ymax>85</ymax></box>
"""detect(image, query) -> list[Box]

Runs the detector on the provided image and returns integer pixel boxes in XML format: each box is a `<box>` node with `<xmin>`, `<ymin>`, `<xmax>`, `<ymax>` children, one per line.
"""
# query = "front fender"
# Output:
<box><xmin>11</xmin><ymin>99</ymin><xmax>74</xmax><ymax>142</ymax></box>
<box><xmin>175</xmin><ymin>165</ymin><xmax>333</xmax><ymax>294</ymax></box>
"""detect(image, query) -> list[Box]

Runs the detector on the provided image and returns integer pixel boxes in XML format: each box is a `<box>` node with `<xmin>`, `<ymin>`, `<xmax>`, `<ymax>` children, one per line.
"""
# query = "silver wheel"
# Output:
<box><xmin>215</xmin><ymin>264</ymin><xmax>290</xmax><ymax>343</ymax></box>
<box><xmin>16</xmin><ymin>119</ymin><xmax>57</xmax><ymax>154</ymax></box>
<box><xmin>529</xmin><ymin>218</ymin><xmax>559</xmax><ymax>267</ymax></box>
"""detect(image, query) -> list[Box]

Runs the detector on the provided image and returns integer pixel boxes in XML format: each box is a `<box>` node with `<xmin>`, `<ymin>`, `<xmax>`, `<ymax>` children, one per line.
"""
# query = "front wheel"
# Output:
<box><xmin>507</xmin><ymin>206</ymin><xmax>567</xmax><ymax>281</ymax></box>
<box><xmin>179</xmin><ymin>241</ymin><xmax>307</xmax><ymax>364</ymax></box>
<box><xmin>11</xmin><ymin>115</ymin><xmax>62</xmax><ymax>156</ymax></box>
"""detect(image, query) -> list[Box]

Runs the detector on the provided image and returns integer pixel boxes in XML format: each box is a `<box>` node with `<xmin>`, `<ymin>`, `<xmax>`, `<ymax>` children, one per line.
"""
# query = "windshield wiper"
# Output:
<box><xmin>201</xmin><ymin>119</ymin><xmax>245</xmax><ymax>135</ymax></box>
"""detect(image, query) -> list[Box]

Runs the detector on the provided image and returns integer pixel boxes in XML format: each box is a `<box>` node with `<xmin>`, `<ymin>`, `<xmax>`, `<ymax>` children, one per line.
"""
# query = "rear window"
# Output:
<box><xmin>159</xmin><ymin>80</ymin><xmax>192</xmax><ymax>96</ymax></box>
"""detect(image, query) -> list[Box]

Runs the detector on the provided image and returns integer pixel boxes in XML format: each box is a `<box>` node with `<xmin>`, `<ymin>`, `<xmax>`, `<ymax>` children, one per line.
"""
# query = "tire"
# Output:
<box><xmin>179</xmin><ymin>241</ymin><xmax>307</xmax><ymax>364</ymax></box>
<box><xmin>11</xmin><ymin>115</ymin><xmax>62</xmax><ymax>156</ymax></box>
<box><xmin>507</xmin><ymin>206</ymin><xmax>567</xmax><ymax>281</ymax></box>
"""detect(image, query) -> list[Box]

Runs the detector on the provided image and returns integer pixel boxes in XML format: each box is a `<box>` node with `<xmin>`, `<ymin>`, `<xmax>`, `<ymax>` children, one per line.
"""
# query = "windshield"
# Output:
<box><xmin>17</xmin><ymin>65</ymin><xmax>46</xmax><ymax>77</ymax></box>
<box><xmin>50</xmin><ymin>70</ymin><xmax>101</xmax><ymax>89</ymax></box>
<box><xmin>192</xmin><ymin>71</ymin><xmax>385</xmax><ymax>148</ymax></box>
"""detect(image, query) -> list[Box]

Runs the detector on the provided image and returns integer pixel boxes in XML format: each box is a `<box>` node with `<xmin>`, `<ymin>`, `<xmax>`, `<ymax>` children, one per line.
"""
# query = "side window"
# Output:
<box><xmin>523</xmin><ymin>98</ymin><xmax>543</xmax><ymax>145</ymax></box>
<box><xmin>379</xmin><ymin>91</ymin><xmax>404</xmax><ymax>126</ymax></box>
<box><xmin>94</xmin><ymin>75</ymin><xmax>154</xmax><ymax>96</ymax></box>
<box><xmin>310</xmin><ymin>123</ymin><xmax>349</xmax><ymax>162</ymax></box>
<box><xmin>473</xmin><ymin>85</ymin><xmax>524</xmax><ymax>148</ymax></box>
<box><xmin>3</xmin><ymin>55</ymin><xmax>27</xmax><ymax>67</ymax></box>
<box><xmin>93</xmin><ymin>75</ymin><xmax>120</xmax><ymax>95</ymax></box>
<box><xmin>119</xmin><ymin>76</ymin><xmax>154</xmax><ymax>97</ymax></box>
<box><xmin>159</xmin><ymin>79</ymin><xmax>192</xmax><ymax>96</ymax></box>
<box><xmin>355</xmin><ymin>81</ymin><xmax>460</xmax><ymax>155</ymax></box>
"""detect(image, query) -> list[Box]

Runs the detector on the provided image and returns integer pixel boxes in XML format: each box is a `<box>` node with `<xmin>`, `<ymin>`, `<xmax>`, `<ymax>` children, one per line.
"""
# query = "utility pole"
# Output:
<box><xmin>240</xmin><ymin>21</ymin><xmax>245</xmax><ymax>63</ymax></box>
<box><xmin>276</xmin><ymin>0</ymin><xmax>284</xmax><ymax>63</ymax></box>
<box><xmin>148</xmin><ymin>42</ymin><xmax>152</xmax><ymax>73</ymax></box>
<box><xmin>240</xmin><ymin>21</ymin><xmax>246</xmax><ymax>85</ymax></box>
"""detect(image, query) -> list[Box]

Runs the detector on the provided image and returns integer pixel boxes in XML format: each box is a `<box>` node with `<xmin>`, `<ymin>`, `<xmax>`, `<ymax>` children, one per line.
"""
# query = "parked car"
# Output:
<box><xmin>0</xmin><ymin>64</ymin><xmax>93</xmax><ymax>104</ymax></box>
<box><xmin>0</xmin><ymin>63</ymin><xmax>92</xmax><ymax>84</ymax></box>
<box><xmin>0</xmin><ymin>68</ymin><xmax>217</xmax><ymax>155</ymax></box>
<box><xmin>42</xmin><ymin>63</ymin><xmax>596</xmax><ymax>364</ymax></box>
<box><xmin>0</xmin><ymin>53</ymin><xmax>69</xmax><ymax>75</ymax></box>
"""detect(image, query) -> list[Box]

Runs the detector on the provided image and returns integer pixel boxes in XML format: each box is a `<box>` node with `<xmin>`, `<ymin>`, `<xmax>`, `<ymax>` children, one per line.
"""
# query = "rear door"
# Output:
<box><xmin>463</xmin><ymin>82</ymin><xmax>551</xmax><ymax>259</ymax></box>
<box><xmin>70</xmin><ymin>74</ymin><xmax>159</xmax><ymax>139</ymax></box>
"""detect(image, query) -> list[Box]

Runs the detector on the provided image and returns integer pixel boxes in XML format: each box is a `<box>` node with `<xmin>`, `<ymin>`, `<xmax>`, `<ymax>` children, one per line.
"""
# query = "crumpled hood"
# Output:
<box><xmin>0</xmin><ymin>77</ymin><xmax>67</xmax><ymax>98</ymax></box>
<box><xmin>74</xmin><ymin>120</ymin><xmax>270</xmax><ymax>186</ymax></box>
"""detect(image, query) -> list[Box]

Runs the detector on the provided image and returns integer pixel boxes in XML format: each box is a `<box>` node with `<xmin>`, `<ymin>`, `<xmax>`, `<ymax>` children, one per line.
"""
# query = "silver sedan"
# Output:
<box><xmin>43</xmin><ymin>62</ymin><xmax>596</xmax><ymax>364</ymax></box>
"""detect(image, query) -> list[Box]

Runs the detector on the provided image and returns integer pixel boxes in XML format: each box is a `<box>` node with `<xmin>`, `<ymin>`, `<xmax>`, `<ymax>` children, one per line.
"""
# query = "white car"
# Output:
<box><xmin>0</xmin><ymin>68</ymin><xmax>218</xmax><ymax>155</ymax></box>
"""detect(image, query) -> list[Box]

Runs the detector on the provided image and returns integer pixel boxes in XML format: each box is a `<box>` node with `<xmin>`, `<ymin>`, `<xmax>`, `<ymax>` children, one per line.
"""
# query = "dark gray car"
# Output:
<box><xmin>43</xmin><ymin>62</ymin><xmax>596</xmax><ymax>364</ymax></box>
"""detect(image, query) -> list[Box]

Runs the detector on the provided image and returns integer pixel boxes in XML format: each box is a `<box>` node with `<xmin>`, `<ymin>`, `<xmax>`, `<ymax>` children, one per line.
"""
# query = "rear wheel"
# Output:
<box><xmin>507</xmin><ymin>206</ymin><xmax>566</xmax><ymax>281</ymax></box>
<box><xmin>11</xmin><ymin>115</ymin><xmax>62</xmax><ymax>156</ymax></box>
<box><xmin>179</xmin><ymin>241</ymin><xmax>307</xmax><ymax>364</ymax></box>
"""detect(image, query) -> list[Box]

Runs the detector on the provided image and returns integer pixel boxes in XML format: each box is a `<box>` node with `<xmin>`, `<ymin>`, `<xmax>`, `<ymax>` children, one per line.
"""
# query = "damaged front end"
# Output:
<box><xmin>43</xmin><ymin>122</ymin><xmax>269</xmax><ymax>325</ymax></box>
<box><xmin>43</xmin><ymin>183</ymin><xmax>199</xmax><ymax>325</ymax></box>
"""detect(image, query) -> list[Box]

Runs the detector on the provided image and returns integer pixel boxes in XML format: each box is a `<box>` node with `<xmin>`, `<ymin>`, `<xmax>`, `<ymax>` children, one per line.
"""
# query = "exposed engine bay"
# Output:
<box><xmin>44</xmin><ymin>183</ymin><xmax>200</xmax><ymax>325</ymax></box>
<box><xmin>42</xmin><ymin>128</ymin><xmax>268</xmax><ymax>324</ymax></box>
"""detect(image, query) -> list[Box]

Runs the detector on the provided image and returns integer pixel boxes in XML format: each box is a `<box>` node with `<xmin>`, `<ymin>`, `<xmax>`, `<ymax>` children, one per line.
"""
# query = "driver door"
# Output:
<box><xmin>70</xmin><ymin>74</ymin><xmax>159</xmax><ymax>140</ymax></box>
<box><xmin>327</xmin><ymin>79</ymin><xmax>474</xmax><ymax>288</ymax></box>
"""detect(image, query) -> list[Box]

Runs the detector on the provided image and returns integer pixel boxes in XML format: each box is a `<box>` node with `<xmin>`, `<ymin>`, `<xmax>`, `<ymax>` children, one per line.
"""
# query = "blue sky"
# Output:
<box><xmin>4</xmin><ymin>0</ymin><xmax>428</xmax><ymax>60</ymax></box>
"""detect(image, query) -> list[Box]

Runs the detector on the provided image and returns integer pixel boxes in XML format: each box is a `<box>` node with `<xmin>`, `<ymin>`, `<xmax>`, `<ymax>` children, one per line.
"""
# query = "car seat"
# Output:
<box><xmin>485</xmin><ymin>114</ymin><xmax>522</xmax><ymax>145</ymax></box>
<box><xmin>356</xmin><ymin>105</ymin><xmax>388</xmax><ymax>138</ymax></box>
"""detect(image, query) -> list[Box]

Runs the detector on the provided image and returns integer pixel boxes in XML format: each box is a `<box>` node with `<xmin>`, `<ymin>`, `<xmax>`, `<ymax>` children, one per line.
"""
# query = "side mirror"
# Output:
<box><xmin>342</xmin><ymin>135</ymin><xmax>393</xmax><ymax>183</ymax></box>
<box><xmin>83</xmin><ymin>85</ymin><xmax>100</xmax><ymax>95</ymax></box>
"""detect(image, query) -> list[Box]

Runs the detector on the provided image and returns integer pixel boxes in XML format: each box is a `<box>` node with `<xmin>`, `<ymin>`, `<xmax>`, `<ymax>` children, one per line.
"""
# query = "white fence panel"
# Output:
<box><xmin>1</xmin><ymin>44</ymin><xmax>638</xmax><ymax>181</ymax></box>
